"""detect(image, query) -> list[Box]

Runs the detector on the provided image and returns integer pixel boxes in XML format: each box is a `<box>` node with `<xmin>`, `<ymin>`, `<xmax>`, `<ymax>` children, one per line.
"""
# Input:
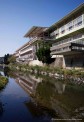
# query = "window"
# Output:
<box><xmin>67</xmin><ymin>21</ymin><xmax>73</xmax><ymax>31</ymax></box>
<box><xmin>60</xmin><ymin>26</ymin><xmax>65</xmax><ymax>34</ymax></box>
<box><xmin>73</xmin><ymin>34</ymin><xmax>82</xmax><ymax>40</ymax></box>
<box><xmin>74</xmin><ymin>15</ymin><xmax>82</xmax><ymax>27</ymax></box>
<box><xmin>77</xmin><ymin>15</ymin><xmax>82</xmax><ymax>26</ymax></box>
<box><xmin>50</xmin><ymin>32</ymin><xmax>55</xmax><ymax>37</ymax></box>
<box><xmin>54</xmin><ymin>29</ymin><xmax>59</xmax><ymax>36</ymax></box>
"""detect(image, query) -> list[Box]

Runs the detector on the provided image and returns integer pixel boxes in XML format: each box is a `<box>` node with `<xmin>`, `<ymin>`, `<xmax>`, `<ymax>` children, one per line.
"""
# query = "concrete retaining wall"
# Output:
<box><xmin>28</xmin><ymin>60</ymin><xmax>44</xmax><ymax>66</ymax></box>
<box><xmin>50</xmin><ymin>57</ymin><xmax>64</xmax><ymax>68</ymax></box>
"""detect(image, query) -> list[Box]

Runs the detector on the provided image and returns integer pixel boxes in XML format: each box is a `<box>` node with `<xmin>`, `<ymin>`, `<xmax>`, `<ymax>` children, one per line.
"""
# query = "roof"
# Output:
<box><xmin>24</xmin><ymin>26</ymin><xmax>48</xmax><ymax>37</ymax></box>
<box><xmin>46</xmin><ymin>3</ymin><xmax>84</xmax><ymax>32</ymax></box>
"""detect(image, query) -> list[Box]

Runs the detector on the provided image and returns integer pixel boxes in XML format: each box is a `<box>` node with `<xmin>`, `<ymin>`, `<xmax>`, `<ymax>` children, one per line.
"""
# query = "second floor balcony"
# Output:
<box><xmin>52</xmin><ymin>33</ymin><xmax>84</xmax><ymax>47</ymax></box>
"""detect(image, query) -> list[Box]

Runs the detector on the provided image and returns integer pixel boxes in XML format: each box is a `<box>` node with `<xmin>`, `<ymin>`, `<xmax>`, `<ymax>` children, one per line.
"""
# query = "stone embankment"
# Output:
<box><xmin>28</xmin><ymin>69</ymin><xmax>84</xmax><ymax>85</ymax></box>
<box><xmin>10</xmin><ymin>64</ymin><xmax>84</xmax><ymax>85</ymax></box>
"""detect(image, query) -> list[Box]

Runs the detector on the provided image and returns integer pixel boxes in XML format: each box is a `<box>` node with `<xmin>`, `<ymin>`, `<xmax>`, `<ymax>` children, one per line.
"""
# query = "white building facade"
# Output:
<box><xmin>48</xmin><ymin>3</ymin><xmax>84</xmax><ymax>68</ymax></box>
<box><xmin>14</xmin><ymin>26</ymin><xmax>49</xmax><ymax>65</ymax></box>
<box><xmin>14</xmin><ymin>3</ymin><xmax>84</xmax><ymax>68</ymax></box>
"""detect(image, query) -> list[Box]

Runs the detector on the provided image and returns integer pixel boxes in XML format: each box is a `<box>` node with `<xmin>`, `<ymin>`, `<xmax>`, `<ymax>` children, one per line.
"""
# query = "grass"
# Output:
<box><xmin>9</xmin><ymin>63</ymin><xmax>84</xmax><ymax>77</ymax></box>
<box><xmin>0</xmin><ymin>76</ymin><xmax>8</xmax><ymax>90</ymax></box>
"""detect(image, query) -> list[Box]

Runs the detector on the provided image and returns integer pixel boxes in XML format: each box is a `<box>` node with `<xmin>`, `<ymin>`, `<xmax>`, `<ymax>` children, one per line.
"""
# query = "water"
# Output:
<box><xmin>0</xmin><ymin>67</ymin><xmax>84</xmax><ymax>122</ymax></box>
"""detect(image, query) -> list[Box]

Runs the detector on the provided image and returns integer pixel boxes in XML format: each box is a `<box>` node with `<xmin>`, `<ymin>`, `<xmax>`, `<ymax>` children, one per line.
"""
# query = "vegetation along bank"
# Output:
<box><xmin>0</xmin><ymin>75</ymin><xmax>8</xmax><ymax>90</ymax></box>
<box><xmin>9</xmin><ymin>63</ymin><xmax>84</xmax><ymax>84</ymax></box>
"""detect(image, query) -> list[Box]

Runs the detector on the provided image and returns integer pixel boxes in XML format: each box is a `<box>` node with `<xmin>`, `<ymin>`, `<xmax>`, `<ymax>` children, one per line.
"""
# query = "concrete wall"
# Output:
<box><xmin>17</xmin><ymin>53</ymin><xmax>84</xmax><ymax>69</ymax></box>
<box><xmin>50</xmin><ymin>57</ymin><xmax>63</xmax><ymax>68</ymax></box>
<box><xmin>50</xmin><ymin>53</ymin><xmax>84</xmax><ymax>69</ymax></box>
<box><xmin>28</xmin><ymin>60</ymin><xmax>44</xmax><ymax>66</ymax></box>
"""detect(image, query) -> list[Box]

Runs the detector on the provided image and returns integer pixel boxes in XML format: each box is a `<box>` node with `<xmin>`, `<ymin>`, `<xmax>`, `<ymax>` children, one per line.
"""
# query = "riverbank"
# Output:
<box><xmin>7</xmin><ymin>68</ymin><xmax>84</xmax><ymax>120</ymax></box>
<box><xmin>9</xmin><ymin>63</ymin><xmax>84</xmax><ymax>76</ymax></box>
<box><xmin>0</xmin><ymin>64</ymin><xmax>84</xmax><ymax>121</ymax></box>
<box><xmin>0</xmin><ymin>75</ymin><xmax>8</xmax><ymax>90</ymax></box>
<box><xmin>8</xmin><ymin>63</ymin><xmax>84</xmax><ymax>84</ymax></box>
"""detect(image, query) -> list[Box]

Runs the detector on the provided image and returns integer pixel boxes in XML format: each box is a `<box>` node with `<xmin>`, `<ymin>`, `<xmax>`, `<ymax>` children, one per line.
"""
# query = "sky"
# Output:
<box><xmin>0</xmin><ymin>0</ymin><xmax>84</xmax><ymax>57</ymax></box>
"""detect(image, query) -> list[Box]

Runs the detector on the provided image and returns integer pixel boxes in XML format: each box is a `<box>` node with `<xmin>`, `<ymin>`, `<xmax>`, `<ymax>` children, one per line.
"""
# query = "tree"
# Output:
<box><xmin>8</xmin><ymin>55</ymin><xmax>16</xmax><ymax>64</ymax></box>
<box><xmin>4</xmin><ymin>54</ymin><xmax>10</xmax><ymax>65</ymax></box>
<box><xmin>36</xmin><ymin>41</ymin><xmax>55</xmax><ymax>64</ymax></box>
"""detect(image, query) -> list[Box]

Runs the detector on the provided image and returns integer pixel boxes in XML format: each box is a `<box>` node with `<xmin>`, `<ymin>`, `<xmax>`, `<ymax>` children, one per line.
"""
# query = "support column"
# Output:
<box><xmin>63</xmin><ymin>56</ymin><xmax>66</xmax><ymax>68</ymax></box>
<box><xmin>82</xmin><ymin>13</ymin><xmax>84</xmax><ymax>25</ymax></box>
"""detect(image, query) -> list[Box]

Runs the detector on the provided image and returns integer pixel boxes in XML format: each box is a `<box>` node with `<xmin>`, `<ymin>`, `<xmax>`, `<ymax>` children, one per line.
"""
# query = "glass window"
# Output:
<box><xmin>60</xmin><ymin>26</ymin><xmax>65</xmax><ymax>34</ymax></box>
<box><xmin>77</xmin><ymin>15</ymin><xmax>82</xmax><ymax>25</ymax></box>
<box><xmin>74</xmin><ymin>18</ymin><xmax>77</xmax><ymax>27</ymax></box>
<box><xmin>74</xmin><ymin>15</ymin><xmax>82</xmax><ymax>27</ymax></box>
<box><xmin>67</xmin><ymin>21</ymin><xmax>73</xmax><ymax>30</ymax></box>
<box><xmin>54</xmin><ymin>29</ymin><xmax>59</xmax><ymax>35</ymax></box>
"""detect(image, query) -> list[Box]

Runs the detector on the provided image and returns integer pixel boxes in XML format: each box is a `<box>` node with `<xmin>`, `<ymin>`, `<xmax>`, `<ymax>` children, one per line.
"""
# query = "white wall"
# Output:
<box><xmin>29</xmin><ymin>60</ymin><xmax>44</xmax><ymax>66</ymax></box>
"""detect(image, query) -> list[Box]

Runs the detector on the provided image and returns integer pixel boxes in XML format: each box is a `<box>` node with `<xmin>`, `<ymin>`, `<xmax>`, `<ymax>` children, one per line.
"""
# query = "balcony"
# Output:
<box><xmin>57</xmin><ymin>22</ymin><xmax>84</xmax><ymax>39</ymax></box>
<box><xmin>15</xmin><ymin>53</ymin><xmax>19</xmax><ymax>57</ymax></box>
<box><xmin>51</xmin><ymin>43</ymin><xmax>71</xmax><ymax>55</ymax></box>
<box><xmin>50</xmin><ymin>14</ymin><xmax>84</xmax><ymax>40</ymax></box>
<box><xmin>51</xmin><ymin>38</ymin><xmax>84</xmax><ymax>55</ymax></box>
<box><xmin>52</xmin><ymin>34</ymin><xmax>83</xmax><ymax>47</ymax></box>
<box><xmin>30</xmin><ymin>36</ymin><xmax>53</xmax><ymax>43</ymax></box>
<box><xmin>50</xmin><ymin>30</ymin><xmax>59</xmax><ymax>38</ymax></box>
<box><xmin>20</xmin><ymin>47</ymin><xmax>33</xmax><ymax>55</ymax></box>
<box><xmin>20</xmin><ymin>53</ymin><xmax>34</xmax><ymax>61</ymax></box>
<box><xmin>71</xmin><ymin>43</ymin><xmax>84</xmax><ymax>51</ymax></box>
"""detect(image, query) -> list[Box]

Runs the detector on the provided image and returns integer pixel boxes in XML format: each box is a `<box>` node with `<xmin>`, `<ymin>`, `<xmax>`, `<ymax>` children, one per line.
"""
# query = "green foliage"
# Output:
<box><xmin>0</xmin><ymin>76</ymin><xmax>8</xmax><ymax>90</ymax></box>
<box><xmin>8</xmin><ymin>55</ymin><xmax>16</xmax><ymax>64</ymax></box>
<box><xmin>80</xmin><ymin>71</ymin><xmax>84</xmax><ymax>77</ymax></box>
<box><xmin>4</xmin><ymin>54</ymin><xmax>10</xmax><ymax>65</ymax></box>
<box><xmin>9</xmin><ymin>63</ymin><xmax>84</xmax><ymax>78</ymax></box>
<box><xmin>36</xmin><ymin>42</ymin><xmax>54</xmax><ymax>64</ymax></box>
<box><xmin>4</xmin><ymin>54</ymin><xmax>16</xmax><ymax>65</ymax></box>
<box><xmin>36</xmin><ymin>81</ymin><xmax>54</xmax><ymax>108</ymax></box>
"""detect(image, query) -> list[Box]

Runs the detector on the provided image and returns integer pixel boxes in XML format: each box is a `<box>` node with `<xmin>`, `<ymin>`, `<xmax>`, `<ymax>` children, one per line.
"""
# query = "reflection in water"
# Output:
<box><xmin>25</xmin><ymin>99</ymin><xmax>57</xmax><ymax>121</ymax></box>
<box><xmin>0</xmin><ymin>67</ymin><xmax>84</xmax><ymax>121</ymax></box>
<box><xmin>0</xmin><ymin>67</ymin><xmax>8</xmax><ymax>117</ymax></box>
<box><xmin>0</xmin><ymin>101</ymin><xmax>3</xmax><ymax>116</ymax></box>
<box><xmin>10</xmin><ymin>72</ymin><xmax>60</xmax><ymax>120</ymax></box>
<box><xmin>11</xmin><ymin>71</ymin><xmax>84</xmax><ymax>120</ymax></box>
<box><xmin>4</xmin><ymin>67</ymin><xmax>10</xmax><ymax>77</ymax></box>
<box><xmin>55</xmin><ymin>82</ymin><xmax>66</xmax><ymax>94</ymax></box>
<box><xmin>15</xmin><ymin>73</ymin><xmax>42</xmax><ymax>95</ymax></box>
<box><xmin>0</xmin><ymin>66</ymin><xmax>9</xmax><ymax>77</ymax></box>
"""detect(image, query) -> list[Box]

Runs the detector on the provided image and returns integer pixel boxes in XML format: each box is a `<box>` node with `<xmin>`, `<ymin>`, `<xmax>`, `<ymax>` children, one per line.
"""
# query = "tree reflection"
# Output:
<box><xmin>25</xmin><ymin>100</ymin><xmax>56</xmax><ymax>118</ymax></box>
<box><xmin>4</xmin><ymin>67</ymin><xmax>10</xmax><ymax>77</ymax></box>
<box><xmin>0</xmin><ymin>101</ymin><xmax>4</xmax><ymax>116</ymax></box>
<box><xmin>2</xmin><ymin>68</ymin><xmax>84</xmax><ymax>120</ymax></box>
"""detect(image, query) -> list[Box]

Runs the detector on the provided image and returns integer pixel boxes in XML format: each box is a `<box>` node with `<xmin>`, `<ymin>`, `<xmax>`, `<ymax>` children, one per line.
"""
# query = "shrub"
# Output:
<box><xmin>0</xmin><ymin>76</ymin><xmax>8</xmax><ymax>90</ymax></box>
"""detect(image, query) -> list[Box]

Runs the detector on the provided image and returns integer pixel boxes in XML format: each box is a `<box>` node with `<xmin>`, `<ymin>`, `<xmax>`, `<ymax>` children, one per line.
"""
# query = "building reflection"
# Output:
<box><xmin>54</xmin><ymin>82</ymin><xmax>66</xmax><ymax>94</ymax></box>
<box><xmin>25</xmin><ymin>99</ymin><xmax>57</xmax><ymax>119</ymax></box>
<box><xmin>15</xmin><ymin>73</ymin><xmax>42</xmax><ymax>95</ymax></box>
<box><xmin>14</xmin><ymin>72</ymin><xmax>84</xmax><ymax>120</ymax></box>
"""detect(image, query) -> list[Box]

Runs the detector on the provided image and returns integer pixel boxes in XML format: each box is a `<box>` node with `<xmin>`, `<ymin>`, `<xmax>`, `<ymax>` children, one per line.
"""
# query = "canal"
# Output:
<box><xmin>0</xmin><ymin>67</ymin><xmax>84</xmax><ymax>122</ymax></box>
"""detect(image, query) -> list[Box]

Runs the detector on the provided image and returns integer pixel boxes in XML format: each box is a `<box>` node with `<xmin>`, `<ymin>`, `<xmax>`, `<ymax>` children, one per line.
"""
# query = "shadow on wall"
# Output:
<box><xmin>50</xmin><ymin>57</ymin><xmax>63</xmax><ymax>68</ymax></box>
<box><xmin>64</xmin><ymin>54</ymin><xmax>84</xmax><ymax>68</ymax></box>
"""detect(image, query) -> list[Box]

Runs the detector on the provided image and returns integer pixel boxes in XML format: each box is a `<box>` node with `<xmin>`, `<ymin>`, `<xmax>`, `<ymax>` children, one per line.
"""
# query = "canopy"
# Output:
<box><xmin>24</xmin><ymin>26</ymin><xmax>48</xmax><ymax>38</ymax></box>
